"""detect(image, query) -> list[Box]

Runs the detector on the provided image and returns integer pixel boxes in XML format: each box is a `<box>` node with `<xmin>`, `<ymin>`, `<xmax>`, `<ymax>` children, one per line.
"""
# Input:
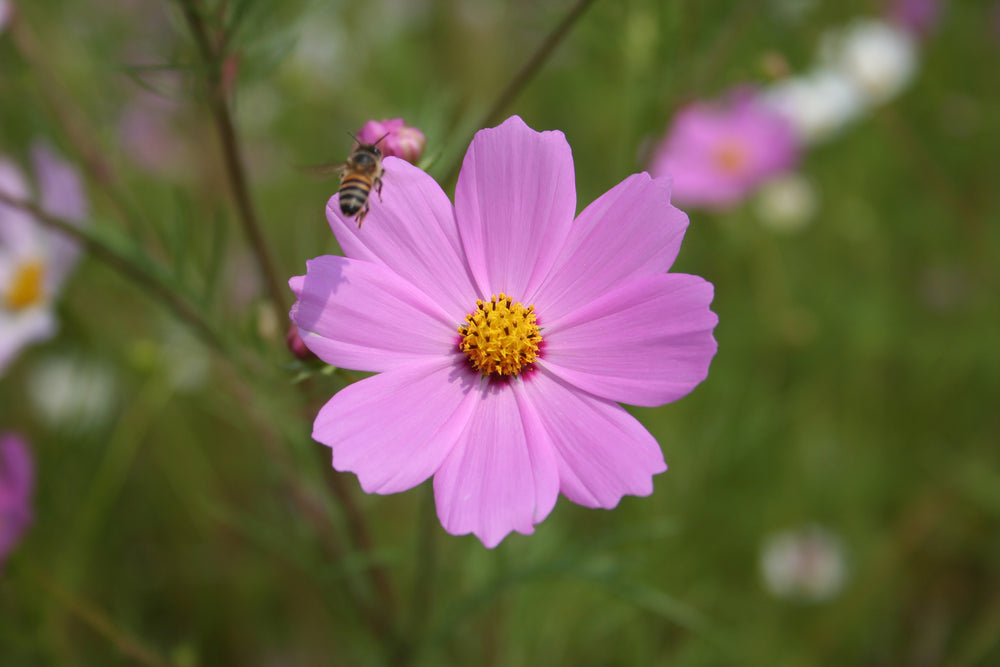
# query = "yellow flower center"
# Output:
<box><xmin>713</xmin><ymin>139</ymin><xmax>749</xmax><ymax>174</ymax></box>
<box><xmin>4</xmin><ymin>260</ymin><xmax>46</xmax><ymax>311</ymax></box>
<box><xmin>458</xmin><ymin>294</ymin><xmax>542</xmax><ymax>377</ymax></box>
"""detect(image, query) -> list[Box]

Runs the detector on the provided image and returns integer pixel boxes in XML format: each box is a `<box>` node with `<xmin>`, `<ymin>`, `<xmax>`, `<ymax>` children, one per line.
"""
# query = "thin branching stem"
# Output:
<box><xmin>443</xmin><ymin>0</ymin><xmax>601</xmax><ymax>186</ymax></box>
<box><xmin>176</xmin><ymin>0</ymin><xmax>290</xmax><ymax>316</ymax></box>
<box><xmin>0</xmin><ymin>192</ymin><xmax>225</xmax><ymax>354</ymax></box>
<box><xmin>8</xmin><ymin>19</ymin><xmax>146</xmax><ymax>235</ymax></box>
<box><xmin>29</xmin><ymin>565</ymin><xmax>178</xmax><ymax>667</ymax></box>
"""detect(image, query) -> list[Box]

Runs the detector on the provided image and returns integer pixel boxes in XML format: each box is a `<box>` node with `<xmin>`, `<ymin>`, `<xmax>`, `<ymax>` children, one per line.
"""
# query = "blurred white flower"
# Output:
<box><xmin>28</xmin><ymin>354</ymin><xmax>118</xmax><ymax>432</ymax></box>
<box><xmin>753</xmin><ymin>173</ymin><xmax>819</xmax><ymax>233</ymax></box>
<box><xmin>0</xmin><ymin>143</ymin><xmax>88</xmax><ymax>376</ymax></box>
<box><xmin>763</xmin><ymin>68</ymin><xmax>865</xmax><ymax>144</ymax></box>
<box><xmin>821</xmin><ymin>19</ymin><xmax>918</xmax><ymax>106</ymax></box>
<box><xmin>760</xmin><ymin>525</ymin><xmax>848</xmax><ymax>602</ymax></box>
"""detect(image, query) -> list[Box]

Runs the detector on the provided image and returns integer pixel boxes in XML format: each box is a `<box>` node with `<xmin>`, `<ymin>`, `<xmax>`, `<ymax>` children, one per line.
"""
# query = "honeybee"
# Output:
<box><xmin>307</xmin><ymin>133</ymin><xmax>388</xmax><ymax>227</ymax></box>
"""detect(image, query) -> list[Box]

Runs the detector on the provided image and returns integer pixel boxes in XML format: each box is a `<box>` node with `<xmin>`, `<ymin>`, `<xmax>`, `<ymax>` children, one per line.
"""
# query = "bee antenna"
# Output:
<box><xmin>373</xmin><ymin>132</ymin><xmax>391</xmax><ymax>147</ymax></box>
<box><xmin>346</xmin><ymin>131</ymin><xmax>361</xmax><ymax>144</ymax></box>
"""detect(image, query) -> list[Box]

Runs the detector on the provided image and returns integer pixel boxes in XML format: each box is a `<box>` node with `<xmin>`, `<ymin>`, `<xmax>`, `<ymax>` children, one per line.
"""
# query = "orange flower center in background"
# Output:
<box><xmin>4</xmin><ymin>259</ymin><xmax>46</xmax><ymax>311</ymax></box>
<box><xmin>712</xmin><ymin>139</ymin><xmax>750</xmax><ymax>174</ymax></box>
<box><xmin>458</xmin><ymin>294</ymin><xmax>542</xmax><ymax>376</ymax></box>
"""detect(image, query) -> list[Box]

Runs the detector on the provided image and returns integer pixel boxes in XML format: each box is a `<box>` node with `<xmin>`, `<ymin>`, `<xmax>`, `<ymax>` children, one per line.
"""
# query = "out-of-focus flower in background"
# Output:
<box><xmin>820</xmin><ymin>19</ymin><xmax>918</xmax><ymax>106</ymax></box>
<box><xmin>28</xmin><ymin>354</ymin><xmax>118</xmax><ymax>433</ymax></box>
<box><xmin>888</xmin><ymin>0</ymin><xmax>943</xmax><ymax>38</ymax></box>
<box><xmin>650</xmin><ymin>89</ymin><xmax>800</xmax><ymax>210</ymax></box>
<box><xmin>753</xmin><ymin>173</ymin><xmax>819</xmax><ymax>234</ymax></box>
<box><xmin>766</xmin><ymin>17</ymin><xmax>919</xmax><ymax>146</ymax></box>
<box><xmin>0</xmin><ymin>432</ymin><xmax>34</xmax><ymax>573</ymax></box>
<box><xmin>759</xmin><ymin>525</ymin><xmax>848</xmax><ymax>602</ymax></box>
<box><xmin>0</xmin><ymin>1</ymin><xmax>12</xmax><ymax>33</ymax></box>
<box><xmin>764</xmin><ymin>68</ymin><xmax>866</xmax><ymax>145</ymax></box>
<box><xmin>0</xmin><ymin>144</ymin><xmax>88</xmax><ymax>376</ymax></box>
<box><xmin>292</xmin><ymin>116</ymin><xmax>718</xmax><ymax>547</ymax></box>
<box><xmin>355</xmin><ymin>118</ymin><xmax>426</xmax><ymax>164</ymax></box>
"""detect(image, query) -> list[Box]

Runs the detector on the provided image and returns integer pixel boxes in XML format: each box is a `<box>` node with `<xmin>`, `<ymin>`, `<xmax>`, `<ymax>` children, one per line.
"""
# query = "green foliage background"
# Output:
<box><xmin>1</xmin><ymin>0</ymin><xmax>998</xmax><ymax>664</ymax></box>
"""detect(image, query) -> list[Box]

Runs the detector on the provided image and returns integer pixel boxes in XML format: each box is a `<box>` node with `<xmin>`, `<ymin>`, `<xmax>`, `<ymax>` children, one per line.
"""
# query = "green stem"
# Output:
<box><xmin>29</xmin><ymin>565</ymin><xmax>178</xmax><ymax>667</ymax></box>
<box><xmin>176</xmin><ymin>0</ymin><xmax>290</xmax><ymax>316</ymax></box>
<box><xmin>442</xmin><ymin>0</ymin><xmax>601</xmax><ymax>186</ymax></box>
<box><xmin>0</xmin><ymin>192</ymin><xmax>226</xmax><ymax>354</ymax></box>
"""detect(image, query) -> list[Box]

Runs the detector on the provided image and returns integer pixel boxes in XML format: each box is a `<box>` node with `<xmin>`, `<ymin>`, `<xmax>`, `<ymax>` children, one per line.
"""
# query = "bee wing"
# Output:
<box><xmin>299</xmin><ymin>162</ymin><xmax>347</xmax><ymax>178</ymax></box>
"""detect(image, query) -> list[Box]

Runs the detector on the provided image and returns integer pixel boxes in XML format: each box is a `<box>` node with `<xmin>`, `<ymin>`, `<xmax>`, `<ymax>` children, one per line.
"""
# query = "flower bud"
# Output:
<box><xmin>355</xmin><ymin>118</ymin><xmax>426</xmax><ymax>164</ymax></box>
<box><xmin>286</xmin><ymin>324</ymin><xmax>316</xmax><ymax>361</ymax></box>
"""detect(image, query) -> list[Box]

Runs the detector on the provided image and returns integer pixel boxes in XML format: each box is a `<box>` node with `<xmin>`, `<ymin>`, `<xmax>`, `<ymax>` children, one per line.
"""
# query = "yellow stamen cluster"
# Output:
<box><xmin>4</xmin><ymin>260</ymin><xmax>46</xmax><ymax>311</ymax></box>
<box><xmin>713</xmin><ymin>140</ymin><xmax>749</xmax><ymax>174</ymax></box>
<box><xmin>458</xmin><ymin>293</ymin><xmax>542</xmax><ymax>377</ymax></box>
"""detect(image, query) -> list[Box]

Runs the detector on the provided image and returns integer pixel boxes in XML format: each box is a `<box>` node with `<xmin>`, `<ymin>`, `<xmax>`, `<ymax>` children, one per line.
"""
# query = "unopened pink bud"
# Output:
<box><xmin>355</xmin><ymin>118</ymin><xmax>426</xmax><ymax>164</ymax></box>
<box><xmin>286</xmin><ymin>324</ymin><xmax>315</xmax><ymax>361</ymax></box>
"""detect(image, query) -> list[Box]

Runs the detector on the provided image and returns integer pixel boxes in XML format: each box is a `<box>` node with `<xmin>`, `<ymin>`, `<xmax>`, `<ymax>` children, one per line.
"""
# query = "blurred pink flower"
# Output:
<box><xmin>650</xmin><ymin>90</ymin><xmax>800</xmax><ymax>210</ymax></box>
<box><xmin>0</xmin><ymin>143</ymin><xmax>88</xmax><ymax>375</ymax></box>
<box><xmin>290</xmin><ymin>115</ymin><xmax>718</xmax><ymax>547</ymax></box>
<box><xmin>0</xmin><ymin>433</ymin><xmax>34</xmax><ymax>571</ymax></box>
<box><xmin>0</xmin><ymin>1</ymin><xmax>12</xmax><ymax>33</ymax></box>
<box><xmin>355</xmin><ymin>118</ymin><xmax>426</xmax><ymax>164</ymax></box>
<box><xmin>888</xmin><ymin>0</ymin><xmax>943</xmax><ymax>37</ymax></box>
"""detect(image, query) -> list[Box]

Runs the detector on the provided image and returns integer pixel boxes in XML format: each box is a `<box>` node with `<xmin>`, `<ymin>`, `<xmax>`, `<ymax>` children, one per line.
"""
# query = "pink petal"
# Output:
<box><xmin>0</xmin><ymin>433</ymin><xmax>34</xmax><ymax>499</ymax></box>
<box><xmin>454</xmin><ymin>115</ymin><xmax>576</xmax><ymax>300</ymax></box>
<box><xmin>0</xmin><ymin>159</ymin><xmax>35</xmax><ymax>252</ymax></box>
<box><xmin>290</xmin><ymin>255</ymin><xmax>458</xmax><ymax>372</ymax></box>
<box><xmin>326</xmin><ymin>157</ymin><xmax>478</xmax><ymax>318</ymax></box>
<box><xmin>529</xmin><ymin>173</ymin><xmax>689</xmax><ymax>321</ymax></box>
<box><xmin>434</xmin><ymin>376</ymin><xmax>560</xmax><ymax>548</ymax></box>
<box><xmin>31</xmin><ymin>143</ymin><xmax>87</xmax><ymax>289</ymax></box>
<box><xmin>522</xmin><ymin>369</ymin><xmax>667</xmax><ymax>508</ymax></box>
<box><xmin>540</xmin><ymin>273</ymin><xmax>718</xmax><ymax>407</ymax></box>
<box><xmin>313</xmin><ymin>357</ymin><xmax>478</xmax><ymax>494</ymax></box>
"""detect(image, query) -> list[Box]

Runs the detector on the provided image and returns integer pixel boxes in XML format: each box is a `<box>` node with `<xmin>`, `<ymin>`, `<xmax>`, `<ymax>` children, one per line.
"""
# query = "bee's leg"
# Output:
<box><xmin>375</xmin><ymin>176</ymin><xmax>384</xmax><ymax>201</ymax></box>
<box><xmin>356</xmin><ymin>204</ymin><xmax>369</xmax><ymax>228</ymax></box>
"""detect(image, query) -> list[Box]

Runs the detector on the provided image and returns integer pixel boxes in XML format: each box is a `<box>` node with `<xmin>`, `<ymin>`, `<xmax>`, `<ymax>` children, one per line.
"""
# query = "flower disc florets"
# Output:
<box><xmin>458</xmin><ymin>293</ymin><xmax>541</xmax><ymax>376</ymax></box>
<box><xmin>4</xmin><ymin>260</ymin><xmax>45</xmax><ymax>311</ymax></box>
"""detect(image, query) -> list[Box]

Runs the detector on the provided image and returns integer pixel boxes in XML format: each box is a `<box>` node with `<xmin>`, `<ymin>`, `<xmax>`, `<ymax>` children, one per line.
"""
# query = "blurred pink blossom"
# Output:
<box><xmin>291</xmin><ymin>116</ymin><xmax>718</xmax><ymax>547</ymax></box>
<box><xmin>650</xmin><ymin>90</ymin><xmax>800</xmax><ymax>210</ymax></box>
<box><xmin>888</xmin><ymin>0</ymin><xmax>943</xmax><ymax>37</ymax></box>
<box><xmin>0</xmin><ymin>433</ymin><xmax>34</xmax><ymax>572</ymax></box>
<box><xmin>0</xmin><ymin>1</ymin><xmax>12</xmax><ymax>33</ymax></box>
<box><xmin>355</xmin><ymin>118</ymin><xmax>426</xmax><ymax>164</ymax></box>
<box><xmin>0</xmin><ymin>143</ymin><xmax>88</xmax><ymax>376</ymax></box>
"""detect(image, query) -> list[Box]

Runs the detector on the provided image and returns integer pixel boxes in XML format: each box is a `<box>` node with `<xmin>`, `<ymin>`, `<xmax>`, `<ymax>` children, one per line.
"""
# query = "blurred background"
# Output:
<box><xmin>1</xmin><ymin>0</ymin><xmax>998</xmax><ymax>664</ymax></box>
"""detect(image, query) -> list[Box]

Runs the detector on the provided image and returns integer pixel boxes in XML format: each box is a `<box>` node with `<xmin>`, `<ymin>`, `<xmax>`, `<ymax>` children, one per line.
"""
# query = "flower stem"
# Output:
<box><xmin>29</xmin><ymin>565</ymin><xmax>178</xmax><ymax>667</ymax></box>
<box><xmin>0</xmin><ymin>192</ymin><xmax>225</xmax><ymax>354</ymax></box>
<box><xmin>8</xmin><ymin>18</ymin><xmax>148</xmax><ymax>236</ymax></box>
<box><xmin>176</xmin><ymin>0</ymin><xmax>290</xmax><ymax>316</ymax></box>
<box><xmin>442</xmin><ymin>0</ymin><xmax>601</xmax><ymax>186</ymax></box>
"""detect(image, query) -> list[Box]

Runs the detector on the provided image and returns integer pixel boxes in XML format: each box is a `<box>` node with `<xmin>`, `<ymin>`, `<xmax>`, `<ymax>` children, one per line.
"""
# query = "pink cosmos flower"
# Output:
<box><xmin>290</xmin><ymin>115</ymin><xmax>718</xmax><ymax>547</ymax></box>
<box><xmin>355</xmin><ymin>118</ymin><xmax>426</xmax><ymax>164</ymax></box>
<box><xmin>650</xmin><ymin>90</ymin><xmax>800</xmax><ymax>210</ymax></box>
<box><xmin>888</xmin><ymin>0</ymin><xmax>942</xmax><ymax>37</ymax></box>
<box><xmin>0</xmin><ymin>143</ymin><xmax>88</xmax><ymax>376</ymax></box>
<box><xmin>0</xmin><ymin>432</ymin><xmax>34</xmax><ymax>572</ymax></box>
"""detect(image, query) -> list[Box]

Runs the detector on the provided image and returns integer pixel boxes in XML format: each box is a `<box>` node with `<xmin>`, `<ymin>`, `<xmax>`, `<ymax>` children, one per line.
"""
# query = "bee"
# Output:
<box><xmin>306</xmin><ymin>133</ymin><xmax>388</xmax><ymax>228</ymax></box>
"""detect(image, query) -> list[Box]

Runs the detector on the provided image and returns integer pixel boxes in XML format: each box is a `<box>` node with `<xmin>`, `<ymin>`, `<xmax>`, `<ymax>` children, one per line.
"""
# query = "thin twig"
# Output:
<box><xmin>29</xmin><ymin>566</ymin><xmax>177</xmax><ymax>667</ymax></box>
<box><xmin>0</xmin><ymin>192</ymin><xmax>225</xmax><ymax>354</ymax></box>
<box><xmin>8</xmin><ymin>19</ymin><xmax>145</xmax><ymax>234</ymax></box>
<box><xmin>323</xmin><ymin>463</ymin><xmax>399</xmax><ymax>629</ymax></box>
<box><xmin>176</xmin><ymin>0</ymin><xmax>290</xmax><ymax>315</ymax></box>
<box><xmin>442</xmin><ymin>0</ymin><xmax>601</xmax><ymax>185</ymax></box>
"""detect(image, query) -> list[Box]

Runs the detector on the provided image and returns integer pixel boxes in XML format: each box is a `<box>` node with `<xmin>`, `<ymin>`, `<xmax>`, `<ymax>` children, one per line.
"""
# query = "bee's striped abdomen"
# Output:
<box><xmin>339</xmin><ymin>174</ymin><xmax>373</xmax><ymax>215</ymax></box>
